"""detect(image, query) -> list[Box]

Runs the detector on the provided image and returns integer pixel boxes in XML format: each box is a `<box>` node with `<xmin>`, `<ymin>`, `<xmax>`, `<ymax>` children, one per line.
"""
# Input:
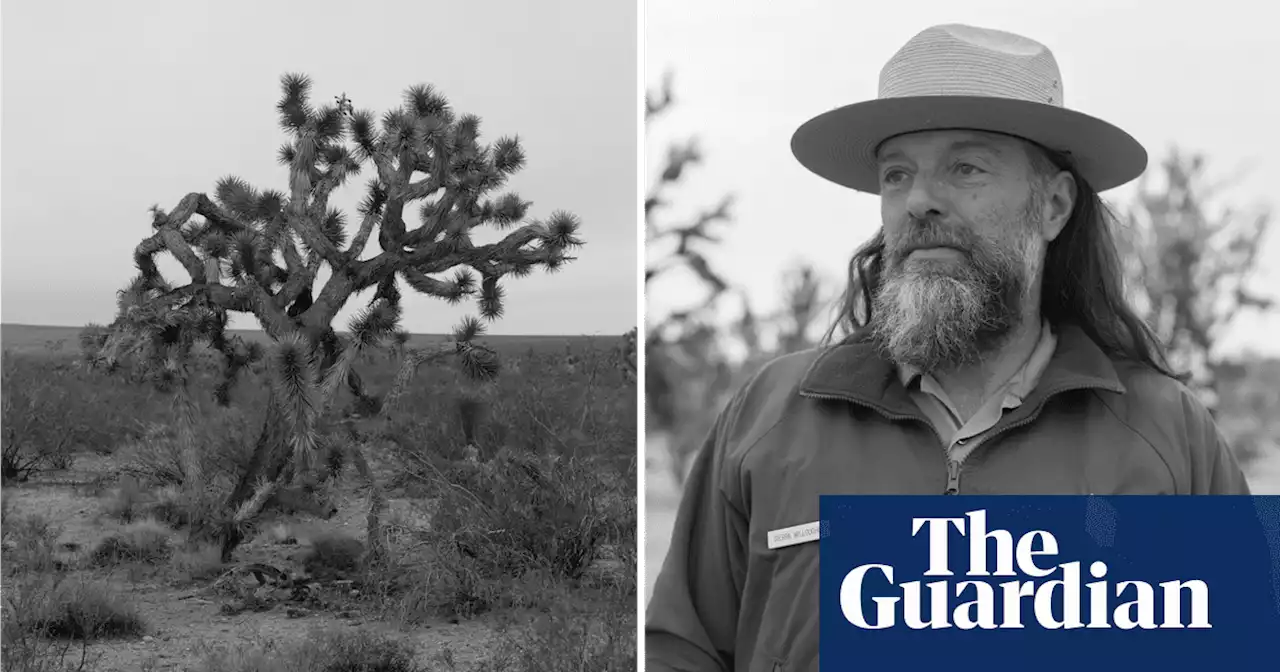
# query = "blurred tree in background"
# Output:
<box><xmin>644</xmin><ymin>75</ymin><xmax>831</xmax><ymax>485</ymax></box>
<box><xmin>1115</xmin><ymin>148</ymin><xmax>1276</xmax><ymax>464</ymax></box>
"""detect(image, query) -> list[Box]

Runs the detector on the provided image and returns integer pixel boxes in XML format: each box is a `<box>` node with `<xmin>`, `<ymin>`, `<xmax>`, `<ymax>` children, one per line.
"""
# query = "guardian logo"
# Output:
<box><xmin>839</xmin><ymin>509</ymin><xmax>1212</xmax><ymax>630</ymax></box>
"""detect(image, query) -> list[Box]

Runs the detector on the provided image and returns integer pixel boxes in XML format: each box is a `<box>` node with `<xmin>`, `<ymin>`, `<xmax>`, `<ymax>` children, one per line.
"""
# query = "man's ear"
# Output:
<box><xmin>1040</xmin><ymin>171</ymin><xmax>1076</xmax><ymax>243</ymax></box>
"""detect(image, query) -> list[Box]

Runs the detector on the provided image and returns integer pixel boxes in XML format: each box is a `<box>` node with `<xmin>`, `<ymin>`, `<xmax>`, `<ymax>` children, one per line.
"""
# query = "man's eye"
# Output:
<box><xmin>955</xmin><ymin>162</ymin><xmax>982</xmax><ymax>176</ymax></box>
<box><xmin>882</xmin><ymin>169</ymin><xmax>907</xmax><ymax>184</ymax></box>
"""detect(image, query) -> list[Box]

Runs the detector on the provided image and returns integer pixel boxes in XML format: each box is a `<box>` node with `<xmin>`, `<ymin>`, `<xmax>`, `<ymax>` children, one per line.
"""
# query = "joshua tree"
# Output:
<box><xmin>94</xmin><ymin>73</ymin><xmax>584</xmax><ymax>559</ymax></box>
<box><xmin>644</xmin><ymin>73</ymin><xmax>736</xmax><ymax>436</ymax></box>
<box><xmin>1116</xmin><ymin>148</ymin><xmax>1273</xmax><ymax>414</ymax></box>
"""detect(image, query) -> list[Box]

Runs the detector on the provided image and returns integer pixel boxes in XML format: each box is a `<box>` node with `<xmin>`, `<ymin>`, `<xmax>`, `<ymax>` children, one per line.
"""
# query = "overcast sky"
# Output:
<box><xmin>646</xmin><ymin>0</ymin><xmax>1280</xmax><ymax>357</ymax></box>
<box><xmin>2</xmin><ymin>0</ymin><xmax>637</xmax><ymax>336</ymax></box>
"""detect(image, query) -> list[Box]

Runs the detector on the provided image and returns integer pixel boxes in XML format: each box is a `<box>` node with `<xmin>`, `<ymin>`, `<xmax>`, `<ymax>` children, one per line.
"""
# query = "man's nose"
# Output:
<box><xmin>904</xmin><ymin>175</ymin><xmax>946</xmax><ymax>220</ymax></box>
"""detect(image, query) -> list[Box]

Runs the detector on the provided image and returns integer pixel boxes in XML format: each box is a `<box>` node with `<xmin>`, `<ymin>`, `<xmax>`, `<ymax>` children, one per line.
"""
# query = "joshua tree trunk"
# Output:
<box><xmin>225</xmin><ymin>389</ymin><xmax>295</xmax><ymax>515</ymax></box>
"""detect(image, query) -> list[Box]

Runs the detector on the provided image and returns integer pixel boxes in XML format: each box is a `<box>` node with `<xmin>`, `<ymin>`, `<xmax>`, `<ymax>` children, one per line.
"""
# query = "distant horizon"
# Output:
<box><xmin>0</xmin><ymin>322</ymin><xmax>626</xmax><ymax>339</ymax></box>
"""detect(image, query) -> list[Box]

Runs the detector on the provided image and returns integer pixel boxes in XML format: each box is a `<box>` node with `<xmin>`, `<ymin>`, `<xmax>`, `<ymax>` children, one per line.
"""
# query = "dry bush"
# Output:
<box><xmin>0</xmin><ymin>491</ymin><xmax>12</xmax><ymax>552</ymax></box>
<box><xmin>194</xmin><ymin>627</ymin><xmax>423</xmax><ymax>672</ymax></box>
<box><xmin>147</xmin><ymin>482</ymin><xmax>229</xmax><ymax>530</ymax></box>
<box><xmin>365</xmin><ymin>452</ymin><xmax>616</xmax><ymax>620</ymax></box>
<box><xmin>101</xmin><ymin>475</ymin><xmax>153</xmax><ymax>523</ymax></box>
<box><xmin>0</xmin><ymin>613</ymin><xmax>101</xmax><ymax>672</ymax></box>
<box><xmin>3</xmin><ymin>575</ymin><xmax>147</xmax><ymax>642</ymax></box>
<box><xmin>88</xmin><ymin>519</ymin><xmax>172</xmax><ymax>566</ymax></box>
<box><xmin>350</xmin><ymin>342</ymin><xmax>635</xmax><ymax>621</ymax></box>
<box><xmin>1</xmin><ymin>513</ymin><xmax>64</xmax><ymax>576</ymax></box>
<box><xmin>169</xmin><ymin>541</ymin><xmax>226</xmax><ymax>583</ymax></box>
<box><xmin>302</xmin><ymin>532</ymin><xmax>365</xmax><ymax>581</ymax></box>
<box><xmin>0</xmin><ymin>352</ymin><xmax>125</xmax><ymax>482</ymax></box>
<box><xmin>114</xmin><ymin>410</ymin><xmax>259</xmax><ymax>487</ymax></box>
<box><xmin>471</xmin><ymin>604</ymin><xmax>635</xmax><ymax>672</ymax></box>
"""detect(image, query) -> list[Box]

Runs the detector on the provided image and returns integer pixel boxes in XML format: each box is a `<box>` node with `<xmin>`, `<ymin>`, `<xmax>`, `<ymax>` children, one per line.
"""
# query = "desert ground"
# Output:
<box><xmin>2</xmin><ymin>324</ymin><xmax>637</xmax><ymax>672</ymax></box>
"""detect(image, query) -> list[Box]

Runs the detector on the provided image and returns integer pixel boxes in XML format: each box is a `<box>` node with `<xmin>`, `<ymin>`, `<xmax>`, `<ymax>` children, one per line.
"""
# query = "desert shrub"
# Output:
<box><xmin>195</xmin><ymin>627</ymin><xmax>422</xmax><ymax>672</ymax></box>
<box><xmin>115</xmin><ymin>409</ymin><xmax>259</xmax><ymax>487</ymax></box>
<box><xmin>361</xmin><ymin>340</ymin><xmax>634</xmax><ymax>620</ymax></box>
<box><xmin>440</xmin><ymin>453</ymin><xmax>609</xmax><ymax>580</ymax></box>
<box><xmin>473</xmin><ymin>604</ymin><xmax>634</xmax><ymax>672</ymax></box>
<box><xmin>1</xmin><ymin>602</ymin><xmax>102</xmax><ymax>672</ymax></box>
<box><xmin>101</xmin><ymin>475</ymin><xmax>153</xmax><ymax>523</ymax></box>
<box><xmin>4</xmin><ymin>576</ymin><xmax>147</xmax><ymax>642</ymax></box>
<box><xmin>142</xmin><ymin>482</ymin><xmax>231</xmax><ymax>542</ymax></box>
<box><xmin>88</xmin><ymin>519</ymin><xmax>172</xmax><ymax>566</ymax></box>
<box><xmin>0</xmin><ymin>352</ymin><xmax>123</xmax><ymax>481</ymax></box>
<box><xmin>302</xmin><ymin>533</ymin><xmax>365</xmax><ymax>580</ymax></box>
<box><xmin>371</xmin><ymin>451</ymin><xmax>615</xmax><ymax>620</ymax></box>
<box><xmin>170</xmin><ymin>541</ymin><xmax>226</xmax><ymax>583</ymax></box>
<box><xmin>267</xmin><ymin>483</ymin><xmax>340</xmax><ymax>519</ymax></box>
<box><xmin>0</xmin><ymin>489</ymin><xmax>11</xmax><ymax>531</ymax></box>
<box><xmin>0</xmin><ymin>512</ymin><xmax>64</xmax><ymax>576</ymax></box>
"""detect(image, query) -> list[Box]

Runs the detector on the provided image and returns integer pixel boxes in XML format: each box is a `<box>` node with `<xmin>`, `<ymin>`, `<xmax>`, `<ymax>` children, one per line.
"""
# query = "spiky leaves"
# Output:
<box><xmin>479</xmin><ymin>276</ymin><xmax>505</xmax><ymax>320</ymax></box>
<box><xmin>357</xmin><ymin>179</ymin><xmax>388</xmax><ymax>218</ymax></box>
<box><xmin>278</xmin><ymin>144</ymin><xmax>297</xmax><ymax>166</ymax></box>
<box><xmin>491</xmin><ymin>136</ymin><xmax>525</xmax><ymax>175</ymax></box>
<box><xmin>405</xmin><ymin>84</ymin><xmax>452</xmax><ymax>121</ymax></box>
<box><xmin>351</xmin><ymin>299</ymin><xmax>402</xmax><ymax>350</ymax></box>
<box><xmin>268</xmin><ymin>334</ymin><xmax>320</xmax><ymax>473</ymax></box>
<box><xmin>320</xmin><ymin>208</ymin><xmax>349</xmax><ymax>250</ymax></box>
<box><xmin>544</xmin><ymin>211</ymin><xmax>585</xmax><ymax>251</ymax></box>
<box><xmin>452</xmin><ymin>314</ymin><xmax>486</xmax><ymax>344</ymax></box>
<box><xmin>349</xmin><ymin>110</ymin><xmax>378</xmax><ymax>162</ymax></box>
<box><xmin>459</xmin><ymin>343</ymin><xmax>500</xmax><ymax>382</ymax></box>
<box><xmin>277</xmin><ymin>73</ymin><xmax>314</xmax><ymax>136</ymax></box>
<box><xmin>215</xmin><ymin>176</ymin><xmax>261</xmax><ymax>223</ymax></box>
<box><xmin>452</xmin><ymin>315</ymin><xmax>500</xmax><ymax>382</ymax></box>
<box><xmin>485</xmin><ymin>193</ymin><xmax>531</xmax><ymax>229</ymax></box>
<box><xmin>317</xmin><ymin>299</ymin><xmax>401</xmax><ymax>413</ymax></box>
<box><xmin>312</xmin><ymin>104</ymin><xmax>347</xmax><ymax>146</ymax></box>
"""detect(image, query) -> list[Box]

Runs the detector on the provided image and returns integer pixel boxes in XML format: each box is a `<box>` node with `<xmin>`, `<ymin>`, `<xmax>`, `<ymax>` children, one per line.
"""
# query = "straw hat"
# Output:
<box><xmin>790</xmin><ymin>24</ymin><xmax>1147</xmax><ymax>194</ymax></box>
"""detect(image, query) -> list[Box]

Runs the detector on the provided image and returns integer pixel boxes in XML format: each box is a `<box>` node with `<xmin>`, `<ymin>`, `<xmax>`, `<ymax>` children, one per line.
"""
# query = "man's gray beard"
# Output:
<box><xmin>870</xmin><ymin>265</ymin><xmax>1005</xmax><ymax>373</ymax></box>
<box><xmin>870</xmin><ymin>236</ymin><xmax>1035</xmax><ymax>374</ymax></box>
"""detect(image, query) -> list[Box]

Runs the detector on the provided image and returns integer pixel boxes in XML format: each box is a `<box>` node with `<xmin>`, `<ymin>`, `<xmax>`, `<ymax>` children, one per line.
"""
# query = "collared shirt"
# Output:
<box><xmin>898</xmin><ymin>319</ymin><xmax>1058</xmax><ymax>463</ymax></box>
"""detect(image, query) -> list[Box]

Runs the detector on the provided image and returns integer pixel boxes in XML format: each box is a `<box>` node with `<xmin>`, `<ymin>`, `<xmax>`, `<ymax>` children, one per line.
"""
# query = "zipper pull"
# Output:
<box><xmin>944</xmin><ymin>460</ymin><xmax>961</xmax><ymax>495</ymax></box>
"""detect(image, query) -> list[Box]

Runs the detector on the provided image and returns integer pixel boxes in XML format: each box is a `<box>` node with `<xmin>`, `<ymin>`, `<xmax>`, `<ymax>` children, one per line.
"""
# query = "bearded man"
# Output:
<box><xmin>645</xmin><ymin>23</ymin><xmax>1252</xmax><ymax>672</ymax></box>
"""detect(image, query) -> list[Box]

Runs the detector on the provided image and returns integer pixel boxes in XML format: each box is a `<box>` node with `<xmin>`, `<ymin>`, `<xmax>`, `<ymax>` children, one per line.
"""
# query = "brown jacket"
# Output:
<box><xmin>644</xmin><ymin>323</ymin><xmax>1251</xmax><ymax>672</ymax></box>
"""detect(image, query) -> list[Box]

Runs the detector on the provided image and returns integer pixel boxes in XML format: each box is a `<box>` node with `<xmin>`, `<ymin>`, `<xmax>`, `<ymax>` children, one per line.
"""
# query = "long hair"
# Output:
<box><xmin>823</xmin><ymin>144</ymin><xmax>1183</xmax><ymax>381</ymax></box>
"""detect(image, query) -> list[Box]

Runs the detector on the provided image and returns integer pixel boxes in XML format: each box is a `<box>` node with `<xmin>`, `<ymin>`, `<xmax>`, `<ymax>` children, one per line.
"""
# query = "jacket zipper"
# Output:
<box><xmin>958</xmin><ymin>382</ymin><xmax>1112</xmax><ymax>469</ymax></box>
<box><xmin>944</xmin><ymin>459</ymin><xmax>961</xmax><ymax>495</ymax></box>
<box><xmin>800</xmin><ymin>382</ymin><xmax>1113</xmax><ymax>496</ymax></box>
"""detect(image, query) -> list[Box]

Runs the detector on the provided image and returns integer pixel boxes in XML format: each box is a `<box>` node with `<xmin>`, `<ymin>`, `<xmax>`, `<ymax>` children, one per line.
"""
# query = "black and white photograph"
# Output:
<box><xmin>644</xmin><ymin>1</ymin><xmax>1280</xmax><ymax>669</ymax></box>
<box><xmin>1</xmin><ymin>0</ymin><xmax>638</xmax><ymax>669</ymax></box>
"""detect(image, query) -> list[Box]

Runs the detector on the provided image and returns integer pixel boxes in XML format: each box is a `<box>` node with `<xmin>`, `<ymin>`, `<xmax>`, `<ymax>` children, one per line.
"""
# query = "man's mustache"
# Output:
<box><xmin>886</xmin><ymin>218</ymin><xmax>976</xmax><ymax>263</ymax></box>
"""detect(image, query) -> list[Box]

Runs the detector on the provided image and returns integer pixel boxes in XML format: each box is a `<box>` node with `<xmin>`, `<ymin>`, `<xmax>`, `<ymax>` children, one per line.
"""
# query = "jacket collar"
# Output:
<box><xmin>797</xmin><ymin>322</ymin><xmax>1127</xmax><ymax>417</ymax></box>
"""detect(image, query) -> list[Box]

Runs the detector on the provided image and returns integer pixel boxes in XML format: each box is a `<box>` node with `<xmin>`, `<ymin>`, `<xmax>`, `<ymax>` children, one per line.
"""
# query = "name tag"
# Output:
<box><xmin>768</xmin><ymin>521</ymin><xmax>821</xmax><ymax>549</ymax></box>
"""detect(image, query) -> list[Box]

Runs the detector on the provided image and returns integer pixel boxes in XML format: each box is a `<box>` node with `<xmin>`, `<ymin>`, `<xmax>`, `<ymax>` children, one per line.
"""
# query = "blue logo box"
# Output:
<box><xmin>819</xmin><ymin>496</ymin><xmax>1280</xmax><ymax>670</ymax></box>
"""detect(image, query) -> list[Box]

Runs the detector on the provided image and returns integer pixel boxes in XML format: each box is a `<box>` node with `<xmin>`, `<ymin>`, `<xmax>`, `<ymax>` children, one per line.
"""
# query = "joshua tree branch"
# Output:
<box><xmin>345</xmin><ymin>212</ymin><xmax>380</xmax><ymax>262</ymax></box>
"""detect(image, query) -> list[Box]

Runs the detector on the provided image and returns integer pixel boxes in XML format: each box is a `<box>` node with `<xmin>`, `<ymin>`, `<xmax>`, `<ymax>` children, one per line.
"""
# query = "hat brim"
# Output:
<box><xmin>790</xmin><ymin>96</ymin><xmax>1147</xmax><ymax>194</ymax></box>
